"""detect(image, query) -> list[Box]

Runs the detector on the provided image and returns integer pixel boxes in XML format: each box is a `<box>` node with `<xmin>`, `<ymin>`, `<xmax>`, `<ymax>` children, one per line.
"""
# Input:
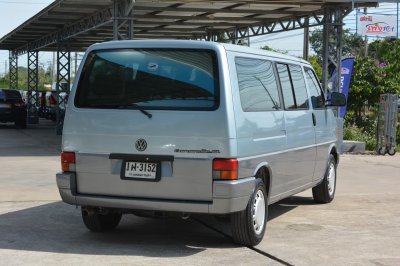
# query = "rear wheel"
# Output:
<box><xmin>81</xmin><ymin>207</ymin><xmax>122</xmax><ymax>232</ymax></box>
<box><xmin>15</xmin><ymin>117</ymin><xmax>27</xmax><ymax>129</ymax></box>
<box><xmin>313</xmin><ymin>154</ymin><xmax>336</xmax><ymax>203</ymax></box>
<box><xmin>231</xmin><ymin>178</ymin><xmax>267</xmax><ymax>246</ymax></box>
<box><xmin>388</xmin><ymin>148</ymin><xmax>396</xmax><ymax>156</ymax></box>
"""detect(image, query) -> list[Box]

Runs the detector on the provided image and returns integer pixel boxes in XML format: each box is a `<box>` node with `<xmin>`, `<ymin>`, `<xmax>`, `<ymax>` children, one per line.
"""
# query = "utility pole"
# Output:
<box><xmin>4</xmin><ymin>60</ymin><xmax>7</xmax><ymax>78</ymax></box>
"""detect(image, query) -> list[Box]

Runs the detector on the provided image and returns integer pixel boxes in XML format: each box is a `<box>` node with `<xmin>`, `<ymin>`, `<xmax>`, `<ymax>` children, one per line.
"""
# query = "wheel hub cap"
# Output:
<box><xmin>252</xmin><ymin>190</ymin><xmax>265</xmax><ymax>235</ymax></box>
<box><xmin>327</xmin><ymin>162</ymin><xmax>336</xmax><ymax>196</ymax></box>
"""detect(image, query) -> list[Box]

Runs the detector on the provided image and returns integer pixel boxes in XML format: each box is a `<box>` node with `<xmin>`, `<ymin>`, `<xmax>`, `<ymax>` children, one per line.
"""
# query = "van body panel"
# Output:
<box><xmin>283</xmin><ymin>110</ymin><xmax>316</xmax><ymax>191</ymax></box>
<box><xmin>58</xmin><ymin>40</ymin><xmax>339</xmax><ymax>216</ymax></box>
<box><xmin>312</xmin><ymin>109</ymin><xmax>337</xmax><ymax>181</ymax></box>
<box><xmin>62</xmin><ymin>41</ymin><xmax>237</xmax><ymax>202</ymax></box>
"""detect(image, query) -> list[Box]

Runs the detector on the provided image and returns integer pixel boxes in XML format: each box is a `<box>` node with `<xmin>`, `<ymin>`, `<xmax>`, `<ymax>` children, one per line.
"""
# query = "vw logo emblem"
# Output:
<box><xmin>135</xmin><ymin>139</ymin><xmax>147</xmax><ymax>152</ymax></box>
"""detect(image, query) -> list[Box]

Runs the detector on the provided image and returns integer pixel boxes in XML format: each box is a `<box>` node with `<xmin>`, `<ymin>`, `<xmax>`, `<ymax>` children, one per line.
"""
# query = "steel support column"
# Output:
<box><xmin>113</xmin><ymin>0</ymin><xmax>135</xmax><ymax>40</ymax></box>
<box><xmin>56</xmin><ymin>43</ymin><xmax>70</xmax><ymax>135</ymax></box>
<box><xmin>303</xmin><ymin>17</ymin><xmax>310</xmax><ymax>60</ymax></box>
<box><xmin>27</xmin><ymin>51</ymin><xmax>39</xmax><ymax>124</ymax></box>
<box><xmin>8</xmin><ymin>52</ymin><xmax>18</xmax><ymax>90</ymax></box>
<box><xmin>322</xmin><ymin>6</ymin><xmax>345</xmax><ymax>96</ymax></box>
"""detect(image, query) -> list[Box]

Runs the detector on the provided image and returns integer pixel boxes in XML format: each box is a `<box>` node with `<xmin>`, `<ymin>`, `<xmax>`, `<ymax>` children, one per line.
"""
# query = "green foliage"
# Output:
<box><xmin>343</xmin><ymin>111</ymin><xmax>378</xmax><ymax>151</ymax></box>
<box><xmin>310</xmin><ymin>31</ymin><xmax>400</xmax><ymax>122</ymax></box>
<box><xmin>343</xmin><ymin>125</ymin><xmax>377</xmax><ymax>151</ymax></box>
<box><xmin>368</xmin><ymin>39</ymin><xmax>400</xmax><ymax>94</ymax></box>
<box><xmin>310</xmin><ymin>29</ymin><xmax>365</xmax><ymax>64</ymax></box>
<box><xmin>2</xmin><ymin>66</ymin><xmax>53</xmax><ymax>90</ymax></box>
<box><xmin>260</xmin><ymin>45</ymin><xmax>287</xmax><ymax>54</ymax></box>
<box><xmin>308</xmin><ymin>55</ymin><xmax>322</xmax><ymax>80</ymax></box>
<box><xmin>348</xmin><ymin>56</ymin><xmax>381</xmax><ymax>117</ymax></box>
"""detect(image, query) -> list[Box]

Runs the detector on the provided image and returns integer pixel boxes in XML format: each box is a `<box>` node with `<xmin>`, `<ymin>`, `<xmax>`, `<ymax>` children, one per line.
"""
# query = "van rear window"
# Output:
<box><xmin>75</xmin><ymin>49</ymin><xmax>219</xmax><ymax>111</ymax></box>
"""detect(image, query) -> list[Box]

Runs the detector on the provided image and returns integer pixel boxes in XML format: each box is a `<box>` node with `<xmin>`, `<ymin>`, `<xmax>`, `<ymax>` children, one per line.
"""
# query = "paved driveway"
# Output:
<box><xmin>0</xmin><ymin>121</ymin><xmax>399</xmax><ymax>265</ymax></box>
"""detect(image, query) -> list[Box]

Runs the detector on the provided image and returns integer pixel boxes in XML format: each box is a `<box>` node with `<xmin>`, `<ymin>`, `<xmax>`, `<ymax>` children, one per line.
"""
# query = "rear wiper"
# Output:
<box><xmin>118</xmin><ymin>104</ymin><xmax>152</xmax><ymax>119</ymax></box>
<box><xmin>88</xmin><ymin>103</ymin><xmax>152</xmax><ymax>119</ymax></box>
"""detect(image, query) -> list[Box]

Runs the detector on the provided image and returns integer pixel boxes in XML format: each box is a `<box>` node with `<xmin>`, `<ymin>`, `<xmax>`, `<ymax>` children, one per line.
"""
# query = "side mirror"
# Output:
<box><xmin>326</xmin><ymin>92</ymin><xmax>346</xmax><ymax>107</ymax></box>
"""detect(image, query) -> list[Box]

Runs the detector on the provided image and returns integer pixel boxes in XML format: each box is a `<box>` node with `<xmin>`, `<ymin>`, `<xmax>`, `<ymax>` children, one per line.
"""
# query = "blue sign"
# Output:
<box><xmin>331</xmin><ymin>57</ymin><xmax>355</xmax><ymax>118</ymax></box>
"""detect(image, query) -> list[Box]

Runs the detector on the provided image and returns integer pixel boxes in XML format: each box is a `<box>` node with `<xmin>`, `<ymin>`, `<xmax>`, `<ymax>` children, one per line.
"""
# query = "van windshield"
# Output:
<box><xmin>75</xmin><ymin>49</ymin><xmax>219</xmax><ymax>111</ymax></box>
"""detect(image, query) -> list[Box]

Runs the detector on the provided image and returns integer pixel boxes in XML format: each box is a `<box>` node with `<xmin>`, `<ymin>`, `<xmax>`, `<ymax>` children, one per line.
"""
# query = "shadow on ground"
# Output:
<box><xmin>0</xmin><ymin>202</ymin><xmax>236</xmax><ymax>257</ymax></box>
<box><xmin>0</xmin><ymin>196</ymin><xmax>316</xmax><ymax>257</ymax></box>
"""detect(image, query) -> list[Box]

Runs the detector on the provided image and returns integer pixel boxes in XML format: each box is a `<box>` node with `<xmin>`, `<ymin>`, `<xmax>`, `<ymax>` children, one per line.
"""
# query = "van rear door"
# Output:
<box><xmin>63</xmin><ymin>47</ymin><xmax>234</xmax><ymax>202</ymax></box>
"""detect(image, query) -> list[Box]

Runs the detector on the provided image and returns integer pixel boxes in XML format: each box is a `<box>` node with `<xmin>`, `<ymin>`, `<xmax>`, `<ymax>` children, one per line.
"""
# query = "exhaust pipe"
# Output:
<box><xmin>81</xmin><ymin>207</ymin><xmax>96</xmax><ymax>216</ymax></box>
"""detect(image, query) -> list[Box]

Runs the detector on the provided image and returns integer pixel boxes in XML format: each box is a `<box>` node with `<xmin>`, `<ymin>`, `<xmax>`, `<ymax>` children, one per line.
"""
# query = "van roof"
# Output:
<box><xmin>88</xmin><ymin>39</ymin><xmax>310</xmax><ymax>66</ymax></box>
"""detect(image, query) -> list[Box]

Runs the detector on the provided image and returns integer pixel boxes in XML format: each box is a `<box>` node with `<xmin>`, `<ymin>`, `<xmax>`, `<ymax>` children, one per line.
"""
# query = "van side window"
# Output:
<box><xmin>289</xmin><ymin>65</ymin><xmax>309</xmax><ymax>109</ymax></box>
<box><xmin>235</xmin><ymin>57</ymin><xmax>281</xmax><ymax>112</ymax></box>
<box><xmin>276</xmin><ymin>64</ymin><xmax>296</xmax><ymax>109</ymax></box>
<box><xmin>305</xmin><ymin>68</ymin><xmax>325</xmax><ymax>109</ymax></box>
<box><xmin>277</xmin><ymin>64</ymin><xmax>309</xmax><ymax>110</ymax></box>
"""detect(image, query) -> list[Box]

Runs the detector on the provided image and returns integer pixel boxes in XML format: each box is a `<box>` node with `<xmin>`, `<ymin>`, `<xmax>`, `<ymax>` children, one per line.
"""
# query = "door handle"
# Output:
<box><xmin>312</xmin><ymin>113</ymin><xmax>316</xmax><ymax>126</ymax></box>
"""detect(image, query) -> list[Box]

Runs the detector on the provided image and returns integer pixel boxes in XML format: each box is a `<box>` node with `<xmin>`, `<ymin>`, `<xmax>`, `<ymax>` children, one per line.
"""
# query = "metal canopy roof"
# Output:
<box><xmin>0</xmin><ymin>0</ymin><xmax>377</xmax><ymax>55</ymax></box>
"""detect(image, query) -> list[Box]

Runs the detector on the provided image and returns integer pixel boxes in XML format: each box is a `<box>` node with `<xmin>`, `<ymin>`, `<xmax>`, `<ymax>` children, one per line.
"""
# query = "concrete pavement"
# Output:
<box><xmin>0</xmin><ymin>121</ymin><xmax>399</xmax><ymax>265</ymax></box>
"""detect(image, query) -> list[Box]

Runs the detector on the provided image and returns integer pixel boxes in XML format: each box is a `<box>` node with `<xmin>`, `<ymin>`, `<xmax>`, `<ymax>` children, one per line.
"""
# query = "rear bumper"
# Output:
<box><xmin>56</xmin><ymin>172</ymin><xmax>254</xmax><ymax>214</ymax></box>
<box><xmin>0</xmin><ymin>111</ymin><xmax>25</xmax><ymax>122</ymax></box>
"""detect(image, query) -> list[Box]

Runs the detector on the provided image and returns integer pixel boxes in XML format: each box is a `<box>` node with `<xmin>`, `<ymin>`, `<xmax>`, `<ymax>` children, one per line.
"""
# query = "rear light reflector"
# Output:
<box><xmin>61</xmin><ymin>151</ymin><xmax>76</xmax><ymax>172</ymax></box>
<box><xmin>213</xmin><ymin>158</ymin><xmax>238</xmax><ymax>180</ymax></box>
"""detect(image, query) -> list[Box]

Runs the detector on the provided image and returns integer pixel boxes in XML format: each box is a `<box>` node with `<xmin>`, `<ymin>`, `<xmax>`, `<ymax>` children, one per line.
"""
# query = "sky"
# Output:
<box><xmin>0</xmin><ymin>0</ymin><xmax>399</xmax><ymax>77</ymax></box>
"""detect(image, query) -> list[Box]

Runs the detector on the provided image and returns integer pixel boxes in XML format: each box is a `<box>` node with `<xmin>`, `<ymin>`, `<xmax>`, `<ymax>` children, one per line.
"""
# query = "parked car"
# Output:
<box><xmin>45</xmin><ymin>87</ymin><xmax>69</xmax><ymax>121</ymax></box>
<box><xmin>0</xmin><ymin>89</ymin><xmax>27</xmax><ymax>128</ymax></box>
<box><xmin>45</xmin><ymin>91</ymin><xmax>57</xmax><ymax>120</ymax></box>
<box><xmin>56</xmin><ymin>40</ymin><xmax>346</xmax><ymax>246</ymax></box>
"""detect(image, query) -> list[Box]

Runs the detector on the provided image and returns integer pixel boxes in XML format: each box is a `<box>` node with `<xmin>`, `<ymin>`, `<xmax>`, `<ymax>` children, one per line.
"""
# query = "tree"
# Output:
<box><xmin>309</xmin><ymin>28</ymin><xmax>365</xmax><ymax>64</ymax></box>
<box><xmin>260</xmin><ymin>45</ymin><xmax>287</xmax><ymax>54</ymax></box>
<box><xmin>308</xmin><ymin>55</ymin><xmax>322</xmax><ymax>80</ymax></box>
<box><xmin>368</xmin><ymin>39</ymin><xmax>400</xmax><ymax>94</ymax></box>
<box><xmin>347</xmin><ymin>56</ymin><xmax>381</xmax><ymax>118</ymax></box>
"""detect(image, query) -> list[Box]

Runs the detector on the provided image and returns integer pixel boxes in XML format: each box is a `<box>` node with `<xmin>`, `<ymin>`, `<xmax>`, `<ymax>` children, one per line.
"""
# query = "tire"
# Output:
<box><xmin>378</xmin><ymin>147</ymin><xmax>387</xmax><ymax>156</ymax></box>
<box><xmin>15</xmin><ymin>118</ymin><xmax>27</xmax><ymax>129</ymax></box>
<box><xmin>388</xmin><ymin>148</ymin><xmax>396</xmax><ymax>156</ymax></box>
<box><xmin>313</xmin><ymin>154</ymin><xmax>337</xmax><ymax>204</ymax></box>
<box><xmin>81</xmin><ymin>207</ymin><xmax>122</xmax><ymax>232</ymax></box>
<box><xmin>231</xmin><ymin>178</ymin><xmax>267</xmax><ymax>246</ymax></box>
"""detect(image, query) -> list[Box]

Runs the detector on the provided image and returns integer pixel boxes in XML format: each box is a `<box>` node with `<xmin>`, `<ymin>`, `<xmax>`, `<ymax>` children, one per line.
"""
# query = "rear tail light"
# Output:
<box><xmin>213</xmin><ymin>158</ymin><xmax>238</xmax><ymax>180</ymax></box>
<box><xmin>61</xmin><ymin>151</ymin><xmax>76</xmax><ymax>172</ymax></box>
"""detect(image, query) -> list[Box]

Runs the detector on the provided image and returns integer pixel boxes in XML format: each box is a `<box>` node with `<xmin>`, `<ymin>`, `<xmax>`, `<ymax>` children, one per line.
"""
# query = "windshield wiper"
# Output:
<box><xmin>89</xmin><ymin>103</ymin><xmax>152</xmax><ymax>119</ymax></box>
<box><xmin>118</xmin><ymin>104</ymin><xmax>152</xmax><ymax>119</ymax></box>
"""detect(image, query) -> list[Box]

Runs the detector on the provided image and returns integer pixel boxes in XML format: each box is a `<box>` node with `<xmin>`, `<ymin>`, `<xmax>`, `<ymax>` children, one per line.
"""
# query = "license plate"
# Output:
<box><xmin>123</xmin><ymin>161</ymin><xmax>158</xmax><ymax>180</ymax></box>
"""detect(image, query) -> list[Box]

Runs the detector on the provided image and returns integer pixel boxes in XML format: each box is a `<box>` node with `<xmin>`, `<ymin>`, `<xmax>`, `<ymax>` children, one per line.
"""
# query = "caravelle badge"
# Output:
<box><xmin>135</xmin><ymin>139</ymin><xmax>147</xmax><ymax>152</ymax></box>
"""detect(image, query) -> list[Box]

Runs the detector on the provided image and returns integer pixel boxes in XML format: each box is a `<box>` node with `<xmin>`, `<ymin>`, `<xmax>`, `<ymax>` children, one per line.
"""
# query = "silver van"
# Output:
<box><xmin>56</xmin><ymin>40</ymin><xmax>346</xmax><ymax>246</ymax></box>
